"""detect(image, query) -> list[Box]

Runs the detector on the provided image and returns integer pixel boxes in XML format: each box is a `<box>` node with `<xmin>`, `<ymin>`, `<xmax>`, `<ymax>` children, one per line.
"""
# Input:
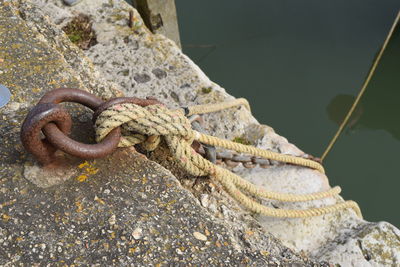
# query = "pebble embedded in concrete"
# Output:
<box><xmin>132</xmin><ymin>228</ymin><xmax>143</xmax><ymax>240</ymax></box>
<box><xmin>193</xmin><ymin>232</ymin><xmax>207</xmax><ymax>241</ymax></box>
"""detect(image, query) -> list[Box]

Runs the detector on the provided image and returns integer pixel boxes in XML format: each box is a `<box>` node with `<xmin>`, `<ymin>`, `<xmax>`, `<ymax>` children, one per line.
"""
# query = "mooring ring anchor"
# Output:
<box><xmin>20</xmin><ymin>88</ymin><xmax>164</xmax><ymax>165</ymax></box>
<box><xmin>20</xmin><ymin>103</ymin><xmax>73</xmax><ymax>165</ymax></box>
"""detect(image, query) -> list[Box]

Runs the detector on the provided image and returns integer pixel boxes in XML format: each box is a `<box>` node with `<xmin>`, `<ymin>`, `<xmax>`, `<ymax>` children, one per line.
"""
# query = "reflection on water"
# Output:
<box><xmin>329</xmin><ymin>25</ymin><xmax>400</xmax><ymax>142</ymax></box>
<box><xmin>326</xmin><ymin>94</ymin><xmax>363</xmax><ymax>131</ymax></box>
<box><xmin>328</xmin><ymin>26</ymin><xmax>400</xmax><ymax>142</ymax></box>
<box><xmin>176</xmin><ymin>0</ymin><xmax>400</xmax><ymax>225</ymax></box>
<box><xmin>360</xmin><ymin>32</ymin><xmax>400</xmax><ymax>142</ymax></box>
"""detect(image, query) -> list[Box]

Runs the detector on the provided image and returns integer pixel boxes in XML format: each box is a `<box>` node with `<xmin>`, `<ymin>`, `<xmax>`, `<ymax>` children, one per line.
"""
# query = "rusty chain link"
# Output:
<box><xmin>188</xmin><ymin>114</ymin><xmax>321</xmax><ymax>169</ymax></box>
<box><xmin>198</xmin><ymin>149</ymin><xmax>321</xmax><ymax>169</ymax></box>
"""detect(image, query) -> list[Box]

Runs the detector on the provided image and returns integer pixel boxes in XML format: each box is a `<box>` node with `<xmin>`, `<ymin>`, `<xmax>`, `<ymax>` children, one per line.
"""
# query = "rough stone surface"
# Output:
<box><xmin>0</xmin><ymin>0</ymin><xmax>321</xmax><ymax>265</ymax></box>
<box><xmin>1</xmin><ymin>0</ymin><xmax>399</xmax><ymax>265</ymax></box>
<box><xmin>314</xmin><ymin>222</ymin><xmax>400</xmax><ymax>267</ymax></box>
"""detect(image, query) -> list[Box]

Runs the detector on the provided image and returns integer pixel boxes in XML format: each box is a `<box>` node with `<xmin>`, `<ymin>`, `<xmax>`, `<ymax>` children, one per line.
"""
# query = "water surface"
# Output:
<box><xmin>176</xmin><ymin>0</ymin><xmax>400</xmax><ymax>226</ymax></box>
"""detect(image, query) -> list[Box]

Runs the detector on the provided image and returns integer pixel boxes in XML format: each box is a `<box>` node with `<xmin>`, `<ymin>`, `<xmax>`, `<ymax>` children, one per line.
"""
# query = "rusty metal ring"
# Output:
<box><xmin>21</xmin><ymin>103</ymin><xmax>73</xmax><ymax>165</ymax></box>
<box><xmin>42</xmin><ymin>123</ymin><xmax>121</xmax><ymax>160</ymax></box>
<box><xmin>38</xmin><ymin>88</ymin><xmax>104</xmax><ymax>110</ymax></box>
<box><xmin>37</xmin><ymin>88</ymin><xmax>122</xmax><ymax>162</ymax></box>
<box><xmin>21</xmin><ymin>88</ymin><xmax>123</xmax><ymax>165</ymax></box>
<box><xmin>21</xmin><ymin>88</ymin><xmax>165</xmax><ymax>165</ymax></box>
<box><xmin>92</xmin><ymin>97</ymin><xmax>163</xmax><ymax>124</ymax></box>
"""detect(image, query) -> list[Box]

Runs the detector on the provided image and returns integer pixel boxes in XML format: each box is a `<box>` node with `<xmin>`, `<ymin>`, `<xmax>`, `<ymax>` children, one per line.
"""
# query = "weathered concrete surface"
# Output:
<box><xmin>315</xmin><ymin>221</ymin><xmax>400</xmax><ymax>266</ymax></box>
<box><xmin>2</xmin><ymin>148</ymin><xmax>289</xmax><ymax>265</ymax></box>
<box><xmin>26</xmin><ymin>0</ymin><xmax>400</xmax><ymax>266</ymax></box>
<box><xmin>0</xmin><ymin>1</ymin><xmax>321</xmax><ymax>265</ymax></box>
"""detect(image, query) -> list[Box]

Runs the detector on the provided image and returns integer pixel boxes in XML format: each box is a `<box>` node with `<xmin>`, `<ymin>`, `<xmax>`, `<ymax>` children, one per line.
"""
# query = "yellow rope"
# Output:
<box><xmin>95</xmin><ymin>100</ymin><xmax>362</xmax><ymax>218</ymax></box>
<box><xmin>186</xmin><ymin>98</ymin><xmax>250</xmax><ymax>116</ymax></box>
<box><xmin>321</xmin><ymin>11</ymin><xmax>400</xmax><ymax>161</ymax></box>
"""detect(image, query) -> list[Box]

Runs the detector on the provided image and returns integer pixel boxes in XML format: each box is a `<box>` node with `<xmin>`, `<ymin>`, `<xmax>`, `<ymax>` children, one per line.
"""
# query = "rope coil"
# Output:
<box><xmin>95</xmin><ymin>100</ymin><xmax>362</xmax><ymax>218</ymax></box>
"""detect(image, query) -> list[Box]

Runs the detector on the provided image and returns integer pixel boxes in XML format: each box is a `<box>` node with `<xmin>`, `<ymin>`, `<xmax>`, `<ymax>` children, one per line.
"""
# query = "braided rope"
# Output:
<box><xmin>95</xmin><ymin>101</ymin><xmax>362</xmax><ymax>218</ymax></box>
<box><xmin>186</xmin><ymin>98</ymin><xmax>250</xmax><ymax>116</ymax></box>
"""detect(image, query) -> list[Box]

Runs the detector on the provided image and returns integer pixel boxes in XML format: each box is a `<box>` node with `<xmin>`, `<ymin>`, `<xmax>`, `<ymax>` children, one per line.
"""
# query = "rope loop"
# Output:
<box><xmin>94</xmin><ymin>99</ymin><xmax>362</xmax><ymax>219</ymax></box>
<box><xmin>95</xmin><ymin>103</ymin><xmax>194</xmax><ymax>147</ymax></box>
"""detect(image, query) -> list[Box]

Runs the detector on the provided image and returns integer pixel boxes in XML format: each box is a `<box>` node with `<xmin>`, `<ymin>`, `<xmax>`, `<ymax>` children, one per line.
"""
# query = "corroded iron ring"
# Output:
<box><xmin>21</xmin><ymin>103</ymin><xmax>72</xmax><ymax>165</ymax></box>
<box><xmin>21</xmin><ymin>88</ymin><xmax>122</xmax><ymax>165</ymax></box>
<box><xmin>42</xmin><ymin>123</ymin><xmax>121</xmax><ymax>161</ymax></box>
<box><xmin>37</xmin><ymin>88</ymin><xmax>122</xmax><ymax>161</ymax></box>
<box><xmin>21</xmin><ymin>88</ymin><xmax>165</xmax><ymax>165</ymax></box>
<box><xmin>38</xmin><ymin>88</ymin><xmax>104</xmax><ymax>110</ymax></box>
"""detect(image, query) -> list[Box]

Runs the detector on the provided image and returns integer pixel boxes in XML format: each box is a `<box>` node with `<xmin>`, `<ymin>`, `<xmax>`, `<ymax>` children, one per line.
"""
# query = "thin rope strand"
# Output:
<box><xmin>186</xmin><ymin>98</ymin><xmax>250</xmax><ymax>116</ymax></box>
<box><xmin>321</xmin><ymin>10</ymin><xmax>400</xmax><ymax>161</ymax></box>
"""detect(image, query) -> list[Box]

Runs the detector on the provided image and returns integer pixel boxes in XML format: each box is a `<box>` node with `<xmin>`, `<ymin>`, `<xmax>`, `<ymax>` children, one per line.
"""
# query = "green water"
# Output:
<box><xmin>176</xmin><ymin>0</ymin><xmax>400</xmax><ymax>226</ymax></box>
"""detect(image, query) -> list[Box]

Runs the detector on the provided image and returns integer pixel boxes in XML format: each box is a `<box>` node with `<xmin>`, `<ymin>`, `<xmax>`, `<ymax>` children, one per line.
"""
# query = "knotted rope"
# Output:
<box><xmin>94</xmin><ymin>99</ymin><xmax>362</xmax><ymax>218</ymax></box>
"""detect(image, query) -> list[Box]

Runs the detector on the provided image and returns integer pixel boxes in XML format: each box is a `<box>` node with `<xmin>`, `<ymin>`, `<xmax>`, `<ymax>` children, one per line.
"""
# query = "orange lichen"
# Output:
<box><xmin>76</xmin><ymin>174</ymin><xmax>88</xmax><ymax>182</ymax></box>
<box><xmin>75</xmin><ymin>201</ymin><xmax>83</xmax><ymax>212</ymax></box>
<box><xmin>85</xmin><ymin>167</ymin><xmax>99</xmax><ymax>175</ymax></box>
<box><xmin>76</xmin><ymin>161</ymin><xmax>99</xmax><ymax>182</ymax></box>
<box><xmin>78</xmin><ymin>161</ymin><xmax>89</xmax><ymax>169</ymax></box>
